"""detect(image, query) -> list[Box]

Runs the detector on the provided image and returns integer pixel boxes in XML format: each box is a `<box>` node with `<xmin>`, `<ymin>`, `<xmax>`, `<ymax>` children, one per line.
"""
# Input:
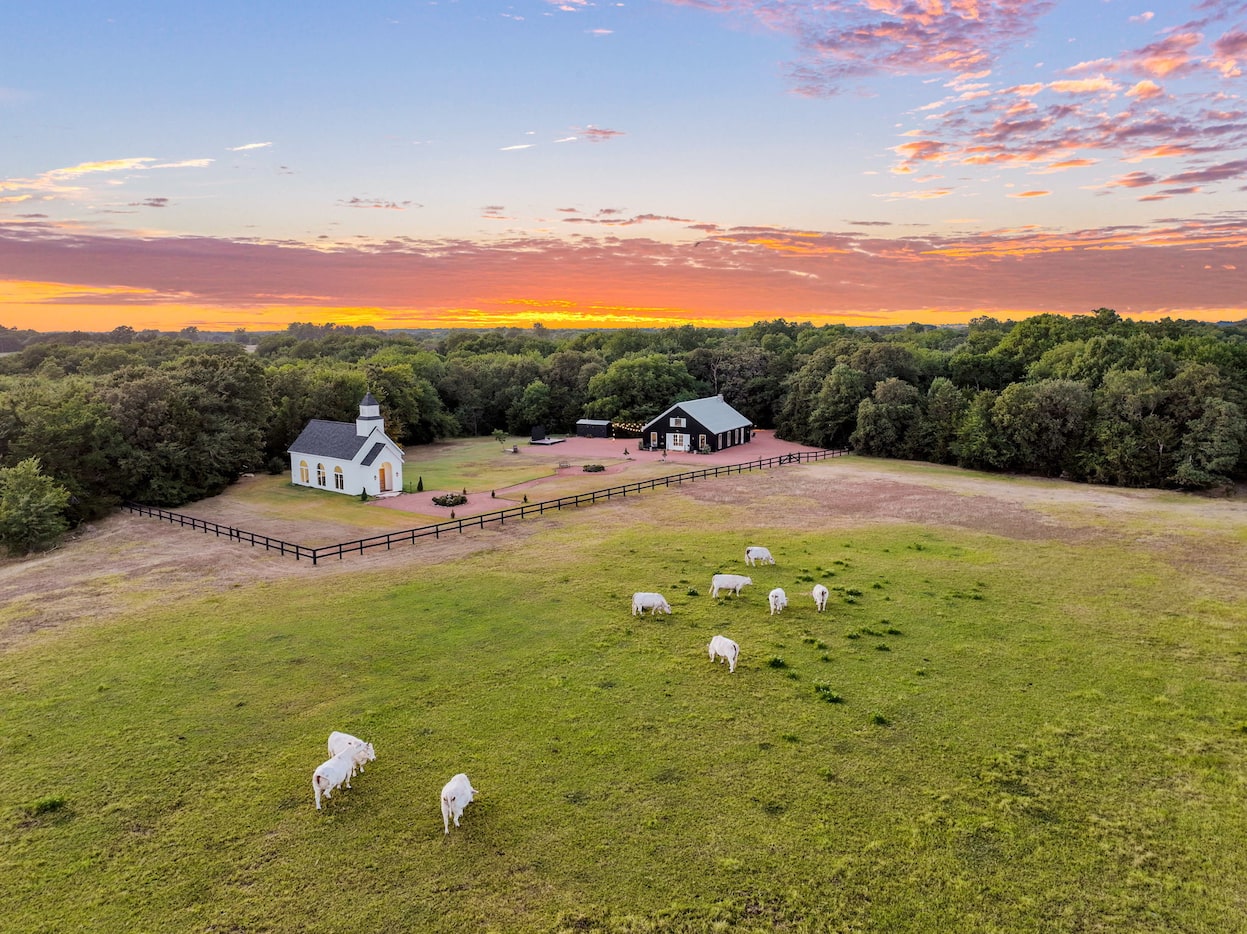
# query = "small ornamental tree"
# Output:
<box><xmin>0</xmin><ymin>458</ymin><xmax>72</xmax><ymax>555</ymax></box>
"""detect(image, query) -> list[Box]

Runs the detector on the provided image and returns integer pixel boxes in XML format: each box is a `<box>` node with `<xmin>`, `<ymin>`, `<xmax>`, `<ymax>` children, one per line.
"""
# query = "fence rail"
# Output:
<box><xmin>125</xmin><ymin>447</ymin><xmax>846</xmax><ymax>566</ymax></box>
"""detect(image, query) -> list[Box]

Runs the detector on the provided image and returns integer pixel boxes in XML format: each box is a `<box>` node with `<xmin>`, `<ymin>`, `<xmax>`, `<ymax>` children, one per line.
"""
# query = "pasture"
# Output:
<box><xmin>1</xmin><ymin>457</ymin><xmax>1245</xmax><ymax>932</ymax></box>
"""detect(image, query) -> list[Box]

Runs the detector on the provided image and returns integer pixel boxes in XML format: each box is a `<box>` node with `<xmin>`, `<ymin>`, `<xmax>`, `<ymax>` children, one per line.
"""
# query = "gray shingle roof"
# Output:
<box><xmin>644</xmin><ymin>396</ymin><xmax>750</xmax><ymax>435</ymax></box>
<box><xmin>287</xmin><ymin>419</ymin><xmax>370</xmax><ymax>459</ymax></box>
<box><xmin>360</xmin><ymin>441</ymin><xmax>387</xmax><ymax>467</ymax></box>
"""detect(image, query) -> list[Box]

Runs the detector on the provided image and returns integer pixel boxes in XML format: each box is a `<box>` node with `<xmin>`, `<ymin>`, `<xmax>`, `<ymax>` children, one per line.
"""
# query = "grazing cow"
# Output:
<box><xmin>328</xmin><ymin>731</ymin><xmax>377</xmax><ymax>778</ymax></box>
<box><xmin>812</xmin><ymin>584</ymin><xmax>829</xmax><ymax>612</ymax></box>
<box><xmin>711</xmin><ymin>574</ymin><xmax>753</xmax><ymax>598</ymax></box>
<box><xmin>768</xmin><ymin>587</ymin><xmax>788</xmax><ymax>615</ymax></box>
<box><xmin>441</xmin><ymin>773</ymin><xmax>479</xmax><ymax>834</ymax></box>
<box><xmin>708</xmin><ymin>635</ymin><xmax>740</xmax><ymax>673</ymax></box>
<box><xmin>631</xmin><ymin>592</ymin><xmax>672</xmax><ymax>616</ymax></box>
<box><xmin>744</xmin><ymin>546</ymin><xmax>775</xmax><ymax>567</ymax></box>
<box><xmin>312</xmin><ymin>748</ymin><xmax>357</xmax><ymax>810</ymax></box>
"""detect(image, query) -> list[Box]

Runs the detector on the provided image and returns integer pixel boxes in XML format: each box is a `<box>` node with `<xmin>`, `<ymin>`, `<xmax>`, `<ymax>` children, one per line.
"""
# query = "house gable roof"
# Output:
<box><xmin>643</xmin><ymin>395</ymin><xmax>750</xmax><ymax>435</ymax></box>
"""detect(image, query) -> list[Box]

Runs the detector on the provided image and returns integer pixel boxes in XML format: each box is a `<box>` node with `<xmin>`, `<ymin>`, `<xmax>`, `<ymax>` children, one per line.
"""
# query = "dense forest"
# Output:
<box><xmin>1</xmin><ymin>311</ymin><xmax>1244</xmax><ymax>551</ymax></box>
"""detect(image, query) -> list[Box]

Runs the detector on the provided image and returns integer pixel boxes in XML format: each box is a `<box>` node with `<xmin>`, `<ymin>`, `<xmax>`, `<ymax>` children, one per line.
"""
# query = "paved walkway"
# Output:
<box><xmin>372</xmin><ymin>430</ymin><xmax>830</xmax><ymax>519</ymax></box>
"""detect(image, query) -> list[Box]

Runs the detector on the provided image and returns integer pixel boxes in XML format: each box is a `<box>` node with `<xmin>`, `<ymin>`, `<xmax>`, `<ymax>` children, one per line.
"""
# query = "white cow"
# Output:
<box><xmin>312</xmin><ymin>747</ymin><xmax>356</xmax><ymax>810</ymax></box>
<box><xmin>328</xmin><ymin>731</ymin><xmax>377</xmax><ymax>778</ymax></box>
<box><xmin>708</xmin><ymin>635</ymin><xmax>740</xmax><ymax>673</ymax></box>
<box><xmin>745</xmin><ymin>546</ymin><xmax>775</xmax><ymax>567</ymax></box>
<box><xmin>711</xmin><ymin>574</ymin><xmax>753</xmax><ymax>597</ymax></box>
<box><xmin>441</xmin><ymin>773</ymin><xmax>479</xmax><ymax>834</ymax></box>
<box><xmin>631</xmin><ymin>592</ymin><xmax>672</xmax><ymax>616</ymax></box>
<box><xmin>812</xmin><ymin>584</ymin><xmax>829</xmax><ymax>612</ymax></box>
<box><xmin>768</xmin><ymin>587</ymin><xmax>788</xmax><ymax>615</ymax></box>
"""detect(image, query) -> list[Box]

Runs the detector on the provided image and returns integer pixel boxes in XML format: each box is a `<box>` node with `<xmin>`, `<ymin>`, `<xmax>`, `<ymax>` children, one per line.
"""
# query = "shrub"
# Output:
<box><xmin>871</xmin><ymin>712</ymin><xmax>890</xmax><ymax>726</ymax></box>
<box><xmin>0</xmin><ymin>458</ymin><xmax>71</xmax><ymax>556</ymax></box>
<box><xmin>431</xmin><ymin>493</ymin><xmax>467</xmax><ymax>507</ymax></box>
<box><xmin>582</xmin><ymin>464</ymin><xmax>606</xmax><ymax>472</ymax></box>
<box><xmin>26</xmin><ymin>795</ymin><xmax>67</xmax><ymax>816</ymax></box>
<box><xmin>767</xmin><ymin>656</ymin><xmax>787</xmax><ymax>669</ymax></box>
<box><xmin>416</xmin><ymin>476</ymin><xmax>424</xmax><ymax>492</ymax></box>
<box><xmin>813</xmin><ymin>684</ymin><xmax>843</xmax><ymax>703</ymax></box>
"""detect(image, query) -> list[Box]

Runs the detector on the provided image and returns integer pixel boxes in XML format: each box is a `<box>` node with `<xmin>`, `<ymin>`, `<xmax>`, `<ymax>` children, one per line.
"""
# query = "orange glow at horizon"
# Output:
<box><xmin>2</xmin><ymin>278</ymin><xmax>1243</xmax><ymax>334</ymax></box>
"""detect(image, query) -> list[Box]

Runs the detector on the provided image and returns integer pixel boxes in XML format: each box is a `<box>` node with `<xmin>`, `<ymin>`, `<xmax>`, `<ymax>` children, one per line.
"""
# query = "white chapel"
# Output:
<box><xmin>287</xmin><ymin>393</ymin><xmax>404</xmax><ymax>496</ymax></box>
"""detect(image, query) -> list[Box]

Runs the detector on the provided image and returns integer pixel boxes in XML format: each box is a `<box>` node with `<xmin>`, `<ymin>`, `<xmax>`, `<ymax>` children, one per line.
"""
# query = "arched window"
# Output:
<box><xmin>334</xmin><ymin>466</ymin><xmax>345</xmax><ymax>490</ymax></box>
<box><xmin>299</xmin><ymin>460</ymin><xmax>309</xmax><ymax>483</ymax></box>
<box><xmin>317</xmin><ymin>463</ymin><xmax>327</xmax><ymax>486</ymax></box>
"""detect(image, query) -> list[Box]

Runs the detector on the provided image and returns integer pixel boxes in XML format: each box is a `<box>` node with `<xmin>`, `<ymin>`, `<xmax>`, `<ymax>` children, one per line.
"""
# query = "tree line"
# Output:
<box><xmin>1</xmin><ymin>311</ymin><xmax>1243</xmax><ymax>553</ymax></box>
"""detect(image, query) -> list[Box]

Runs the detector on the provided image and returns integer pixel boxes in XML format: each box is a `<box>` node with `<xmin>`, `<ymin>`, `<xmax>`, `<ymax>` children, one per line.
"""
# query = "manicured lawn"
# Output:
<box><xmin>1</xmin><ymin>471</ymin><xmax>1244</xmax><ymax>932</ymax></box>
<box><xmin>401</xmin><ymin>435</ymin><xmax>596</xmax><ymax>494</ymax></box>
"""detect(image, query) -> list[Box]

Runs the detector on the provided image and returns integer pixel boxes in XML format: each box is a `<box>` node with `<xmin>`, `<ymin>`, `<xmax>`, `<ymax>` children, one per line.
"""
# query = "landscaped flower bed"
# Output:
<box><xmin>582</xmin><ymin>464</ymin><xmax>605</xmax><ymax>472</ymax></box>
<box><xmin>431</xmin><ymin>493</ymin><xmax>468</xmax><ymax>507</ymax></box>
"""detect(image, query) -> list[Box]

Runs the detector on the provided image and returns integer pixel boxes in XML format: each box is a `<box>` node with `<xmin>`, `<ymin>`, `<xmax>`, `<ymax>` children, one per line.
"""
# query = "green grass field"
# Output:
<box><xmin>2</xmin><ymin>463</ymin><xmax>1245</xmax><ymax>932</ymax></box>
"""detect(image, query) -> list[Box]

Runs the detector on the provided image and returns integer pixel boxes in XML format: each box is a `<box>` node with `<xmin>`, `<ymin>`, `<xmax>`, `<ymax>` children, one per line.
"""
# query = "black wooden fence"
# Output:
<box><xmin>124</xmin><ymin>447</ymin><xmax>846</xmax><ymax>566</ymax></box>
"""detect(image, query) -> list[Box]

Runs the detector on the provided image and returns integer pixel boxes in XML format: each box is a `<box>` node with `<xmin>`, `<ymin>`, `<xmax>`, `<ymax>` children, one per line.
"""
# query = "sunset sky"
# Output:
<box><xmin>2</xmin><ymin>0</ymin><xmax>1245</xmax><ymax>333</ymax></box>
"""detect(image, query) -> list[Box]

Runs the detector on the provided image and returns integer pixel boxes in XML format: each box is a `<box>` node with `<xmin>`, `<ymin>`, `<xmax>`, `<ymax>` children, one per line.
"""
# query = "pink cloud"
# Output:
<box><xmin>661</xmin><ymin>0</ymin><xmax>1055</xmax><ymax>92</ymax></box>
<box><xmin>1126</xmin><ymin>79</ymin><xmax>1165</xmax><ymax>100</ymax></box>
<box><xmin>577</xmin><ymin>125</ymin><xmax>626</xmax><ymax>143</ymax></box>
<box><xmin>1211</xmin><ymin>28</ymin><xmax>1247</xmax><ymax>76</ymax></box>
<box><xmin>3</xmin><ymin>216</ymin><xmax>1244</xmax><ymax>326</ymax></box>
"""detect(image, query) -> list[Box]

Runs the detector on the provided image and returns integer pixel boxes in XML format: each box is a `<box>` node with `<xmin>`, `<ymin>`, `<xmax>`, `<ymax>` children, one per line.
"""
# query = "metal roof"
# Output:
<box><xmin>643</xmin><ymin>395</ymin><xmax>750</xmax><ymax>435</ymax></box>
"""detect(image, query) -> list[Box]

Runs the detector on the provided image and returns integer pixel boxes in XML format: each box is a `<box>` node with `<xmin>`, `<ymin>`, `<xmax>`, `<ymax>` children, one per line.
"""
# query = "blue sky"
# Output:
<box><xmin>2</xmin><ymin>0</ymin><xmax>1244</xmax><ymax>331</ymax></box>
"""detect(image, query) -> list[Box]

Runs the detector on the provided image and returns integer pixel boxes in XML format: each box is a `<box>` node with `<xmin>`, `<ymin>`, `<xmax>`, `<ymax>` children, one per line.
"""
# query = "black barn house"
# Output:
<box><xmin>641</xmin><ymin>395</ymin><xmax>752</xmax><ymax>453</ymax></box>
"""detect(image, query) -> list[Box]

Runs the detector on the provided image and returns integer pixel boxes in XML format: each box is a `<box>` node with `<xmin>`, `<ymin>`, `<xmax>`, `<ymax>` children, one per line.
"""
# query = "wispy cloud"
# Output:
<box><xmin>153</xmin><ymin>158</ymin><xmax>215</xmax><ymax>169</ymax></box>
<box><xmin>228</xmin><ymin>142</ymin><xmax>272</xmax><ymax>151</ymax></box>
<box><xmin>576</xmin><ymin>125</ymin><xmax>625</xmax><ymax>143</ymax></box>
<box><xmin>338</xmin><ymin>197</ymin><xmax>420</xmax><ymax>210</ymax></box>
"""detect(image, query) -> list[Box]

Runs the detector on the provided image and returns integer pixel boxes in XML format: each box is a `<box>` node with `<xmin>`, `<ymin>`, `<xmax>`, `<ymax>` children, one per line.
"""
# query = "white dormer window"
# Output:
<box><xmin>670</xmin><ymin>417</ymin><xmax>686</xmax><ymax>428</ymax></box>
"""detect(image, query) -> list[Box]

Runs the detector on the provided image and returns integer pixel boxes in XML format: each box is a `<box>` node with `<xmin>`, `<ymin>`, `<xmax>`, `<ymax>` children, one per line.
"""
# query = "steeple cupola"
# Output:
<box><xmin>356</xmin><ymin>392</ymin><xmax>384</xmax><ymax>437</ymax></box>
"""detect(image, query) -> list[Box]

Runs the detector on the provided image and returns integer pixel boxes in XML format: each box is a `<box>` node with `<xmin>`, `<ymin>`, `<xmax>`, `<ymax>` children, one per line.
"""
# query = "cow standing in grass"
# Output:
<box><xmin>745</xmin><ymin>546</ymin><xmax>775</xmax><ymax>567</ymax></box>
<box><xmin>441</xmin><ymin>773</ymin><xmax>479</xmax><ymax>834</ymax></box>
<box><xmin>708</xmin><ymin>635</ymin><xmax>740</xmax><ymax>673</ymax></box>
<box><xmin>711</xmin><ymin>574</ymin><xmax>752</xmax><ymax>598</ymax></box>
<box><xmin>632</xmin><ymin>592</ymin><xmax>672</xmax><ymax>616</ymax></box>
